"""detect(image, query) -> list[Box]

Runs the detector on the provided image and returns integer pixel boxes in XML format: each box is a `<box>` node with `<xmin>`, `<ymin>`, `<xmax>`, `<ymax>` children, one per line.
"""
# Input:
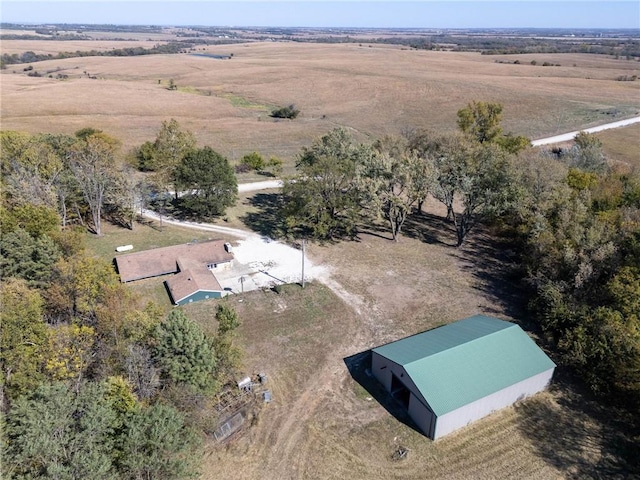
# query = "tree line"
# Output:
<box><xmin>281</xmin><ymin>101</ymin><xmax>529</xmax><ymax>245</ymax></box>
<box><xmin>1</xmin><ymin>42</ymin><xmax>194</xmax><ymax>68</ymax></box>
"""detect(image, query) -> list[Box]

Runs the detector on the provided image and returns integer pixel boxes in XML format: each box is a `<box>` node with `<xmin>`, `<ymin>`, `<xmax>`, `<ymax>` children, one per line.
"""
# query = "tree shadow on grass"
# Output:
<box><xmin>240</xmin><ymin>192</ymin><xmax>288</xmax><ymax>239</ymax></box>
<box><xmin>449</xmin><ymin>225</ymin><xmax>528</xmax><ymax>323</ymax></box>
<box><xmin>515</xmin><ymin>370</ymin><xmax>640</xmax><ymax>479</ymax></box>
<box><xmin>401</xmin><ymin>211</ymin><xmax>456</xmax><ymax>246</ymax></box>
<box><xmin>396</xmin><ymin>210</ymin><xmax>526</xmax><ymax>322</ymax></box>
<box><xmin>343</xmin><ymin>350</ymin><xmax>423</xmax><ymax>437</ymax></box>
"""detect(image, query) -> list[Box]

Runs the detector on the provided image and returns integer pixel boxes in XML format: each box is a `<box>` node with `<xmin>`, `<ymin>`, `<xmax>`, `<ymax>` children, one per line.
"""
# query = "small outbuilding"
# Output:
<box><xmin>371</xmin><ymin>315</ymin><xmax>555</xmax><ymax>440</ymax></box>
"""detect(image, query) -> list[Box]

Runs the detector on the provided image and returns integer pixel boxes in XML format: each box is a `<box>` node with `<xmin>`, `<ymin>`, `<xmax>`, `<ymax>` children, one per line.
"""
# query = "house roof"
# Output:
<box><xmin>372</xmin><ymin>315</ymin><xmax>556</xmax><ymax>416</ymax></box>
<box><xmin>165</xmin><ymin>253</ymin><xmax>225</xmax><ymax>303</ymax></box>
<box><xmin>115</xmin><ymin>240</ymin><xmax>233</xmax><ymax>283</ymax></box>
<box><xmin>165</xmin><ymin>268</ymin><xmax>224</xmax><ymax>304</ymax></box>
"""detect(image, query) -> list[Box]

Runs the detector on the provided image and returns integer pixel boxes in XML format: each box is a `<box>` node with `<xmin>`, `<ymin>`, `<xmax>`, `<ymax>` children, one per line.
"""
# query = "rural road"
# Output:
<box><xmin>531</xmin><ymin>115</ymin><xmax>640</xmax><ymax>146</ymax></box>
<box><xmin>238</xmin><ymin>179</ymin><xmax>283</xmax><ymax>192</ymax></box>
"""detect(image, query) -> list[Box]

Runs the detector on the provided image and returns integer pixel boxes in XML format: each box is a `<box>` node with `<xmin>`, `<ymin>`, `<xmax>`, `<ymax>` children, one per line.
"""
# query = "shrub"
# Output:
<box><xmin>271</xmin><ymin>104</ymin><xmax>300</xmax><ymax>119</ymax></box>
<box><xmin>240</xmin><ymin>151</ymin><xmax>266</xmax><ymax>171</ymax></box>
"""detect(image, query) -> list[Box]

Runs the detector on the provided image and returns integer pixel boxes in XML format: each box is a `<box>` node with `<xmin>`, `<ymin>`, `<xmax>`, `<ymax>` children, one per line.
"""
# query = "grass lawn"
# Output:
<box><xmin>84</xmin><ymin>220</ymin><xmax>220</xmax><ymax>265</ymax></box>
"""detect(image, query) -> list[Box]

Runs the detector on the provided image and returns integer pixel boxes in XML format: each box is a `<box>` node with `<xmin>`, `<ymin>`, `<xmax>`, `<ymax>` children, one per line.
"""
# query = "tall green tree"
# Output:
<box><xmin>457</xmin><ymin>101</ymin><xmax>529</xmax><ymax>153</ymax></box>
<box><xmin>4</xmin><ymin>382</ymin><xmax>118</xmax><ymax>480</ymax></box>
<box><xmin>152</xmin><ymin>310</ymin><xmax>217</xmax><ymax>392</ymax></box>
<box><xmin>174</xmin><ymin>146</ymin><xmax>237</xmax><ymax>219</ymax></box>
<box><xmin>283</xmin><ymin>128</ymin><xmax>370</xmax><ymax>240</ymax></box>
<box><xmin>117</xmin><ymin>403</ymin><xmax>199</xmax><ymax>480</ymax></box>
<box><xmin>457</xmin><ymin>101</ymin><xmax>504</xmax><ymax>144</ymax></box>
<box><xmin>149</xmin><ymin>119</ymin><xmax>197</xmax><ymax>197</ymax></box>
<box><xmin>0</xmin><ymin>228</ymin><xmax>62</xmax><ymax>287</ymax></box>
<box><xmin>0</xmin><ymin>279</ymin><xmax>49</xmax><ymax>401</ymax></box>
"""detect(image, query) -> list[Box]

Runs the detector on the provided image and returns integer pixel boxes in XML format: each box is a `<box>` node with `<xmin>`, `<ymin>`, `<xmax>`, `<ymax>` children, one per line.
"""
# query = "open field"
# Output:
<box><xmin>2</xmin><ymin>42</ymin><xmax>639</xmax><ymax>165</ymax></box>
<box><xmin>596</xmin><ymin>123</ymin><xmax>640</xmax><ymax>169</ymax></box>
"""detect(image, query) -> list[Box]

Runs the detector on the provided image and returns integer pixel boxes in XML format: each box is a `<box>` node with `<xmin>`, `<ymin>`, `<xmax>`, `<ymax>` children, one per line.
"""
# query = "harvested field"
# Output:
<box><xmin>2</xmin><ymin>42</ymin><xmax>639</xmax><ymax>165</ymax></box>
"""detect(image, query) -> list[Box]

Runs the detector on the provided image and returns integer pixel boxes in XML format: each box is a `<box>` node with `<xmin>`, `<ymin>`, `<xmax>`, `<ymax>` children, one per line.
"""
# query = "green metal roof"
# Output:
<box><xmin>372</xmin><ymin>315</ymin><xmax>556</xmax><ymax>416</ymax></box>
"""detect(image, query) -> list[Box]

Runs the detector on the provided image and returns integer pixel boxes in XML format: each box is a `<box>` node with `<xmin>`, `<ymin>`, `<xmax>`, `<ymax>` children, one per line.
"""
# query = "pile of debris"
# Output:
<box><xmin>212</xmin><ymin>372</ymin><xmax>271</xmax><ymax>443</ymax></box>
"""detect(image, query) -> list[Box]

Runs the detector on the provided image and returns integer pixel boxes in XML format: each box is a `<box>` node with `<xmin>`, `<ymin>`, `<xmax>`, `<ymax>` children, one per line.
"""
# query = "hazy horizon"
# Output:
<box><xmin>2</xmin><ymin>1</ymin><xmax>639</xmax><ymax>30</ymax></box>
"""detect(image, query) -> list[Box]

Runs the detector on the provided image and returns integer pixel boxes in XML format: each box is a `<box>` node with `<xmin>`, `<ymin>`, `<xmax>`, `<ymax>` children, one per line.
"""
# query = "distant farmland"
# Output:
<box><xmin>2</xmin><ymin>41</ymin><xmax>639</xmax><ymax>166</ymax></box>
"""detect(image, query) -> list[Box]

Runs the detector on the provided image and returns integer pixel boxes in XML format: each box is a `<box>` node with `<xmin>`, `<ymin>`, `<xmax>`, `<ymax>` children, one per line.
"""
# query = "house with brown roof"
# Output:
<box><xmin>114</xmin><ymin>240</ymin><xmax>234</xmax><ymax>305</ymax></box>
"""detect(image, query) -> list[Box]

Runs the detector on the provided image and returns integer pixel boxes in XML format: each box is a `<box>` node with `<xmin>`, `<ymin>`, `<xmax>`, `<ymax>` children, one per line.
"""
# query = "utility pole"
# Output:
<box><xmin>301</xmin><ymin>239</ymin><xmax>306</xmax><ymax>289</ymax></box>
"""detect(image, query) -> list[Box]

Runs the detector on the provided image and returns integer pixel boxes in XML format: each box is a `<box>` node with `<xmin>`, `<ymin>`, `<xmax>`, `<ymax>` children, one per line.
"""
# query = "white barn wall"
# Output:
<box><xmin>371</xmin><ymin>352</ymin><xmax>429</xmax><ymax>405</ymax></box>
<box><xmin>433</xmin><ymin>368</ymin><xmax>555</xmax><ymax>439</ymax></box>
<box><xmin>408</xmin><ymin>394</ymin><xmax>435</xmax><ymax>437</ymax></box>
<box><xmin>372</xmin><ymin>352</ymin><xmax>436</xmax><ymax>437</ymax></box>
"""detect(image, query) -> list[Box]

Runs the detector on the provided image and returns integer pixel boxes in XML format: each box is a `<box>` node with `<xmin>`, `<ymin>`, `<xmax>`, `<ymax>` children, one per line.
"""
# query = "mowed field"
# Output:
<box><xmin>2</xmin><ymin>40</ymin><xmax>640</xmax><ymax>166</ymax></box>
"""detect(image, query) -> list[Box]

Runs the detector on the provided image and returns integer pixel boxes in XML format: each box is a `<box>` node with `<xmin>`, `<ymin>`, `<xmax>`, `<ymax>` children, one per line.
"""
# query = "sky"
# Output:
<box><xmin>1</xmin><ymin>1</ymin><xmax>639</xmax><ymax>29</ymax></box>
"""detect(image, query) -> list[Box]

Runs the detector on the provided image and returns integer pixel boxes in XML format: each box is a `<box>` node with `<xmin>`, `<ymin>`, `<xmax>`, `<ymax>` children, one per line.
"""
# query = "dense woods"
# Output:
<box><xmin>0</xmin><ymin>126</ymin><xmax>243</xmax><ymax>478</ymax></box>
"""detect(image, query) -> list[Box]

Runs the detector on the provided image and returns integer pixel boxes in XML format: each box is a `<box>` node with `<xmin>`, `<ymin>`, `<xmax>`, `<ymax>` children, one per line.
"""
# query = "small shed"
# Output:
<box><xmin>371</xmin><ymin>315</ymin><xmax>555</xmax><ymax>440</ymax></box>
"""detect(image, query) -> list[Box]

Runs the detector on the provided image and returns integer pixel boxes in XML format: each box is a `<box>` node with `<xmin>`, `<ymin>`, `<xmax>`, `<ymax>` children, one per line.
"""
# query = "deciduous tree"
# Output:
<box><xmin>67</xmin><ymin>132</ymin><xmax>120</xmax><ymax>235</ymax></box>
<box><xmin>0</xmin><ymin>279</ymin><xmax>49</xmax><ymax>401</ymax></box>
<box><xmin>430</xmin><ymin>136</ymin><xmax>519</xmax><ymax>246</ymax></box>
<box><xmin>457</xmin><ymin>101</ymin><xmax>504</xmax><ymax>144</ymax></box>
<box><xmin>174</xmin><ymin>146</ymin><xmax>237</xmax><ymax>219</ymax></box>
<box><xmin>361</xmin><ymin>136</ymin><xmax>433</xmax><ymax>240</ymax></box>
<box><xmin>283</xmin><ymin>128</ymin><xmax>370</xmax><ymax>239</ymax></box>
<box><xmin>150</xmin><ymin>119</ymin><xmax>196</xmax><ymax>197</ymax></box>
